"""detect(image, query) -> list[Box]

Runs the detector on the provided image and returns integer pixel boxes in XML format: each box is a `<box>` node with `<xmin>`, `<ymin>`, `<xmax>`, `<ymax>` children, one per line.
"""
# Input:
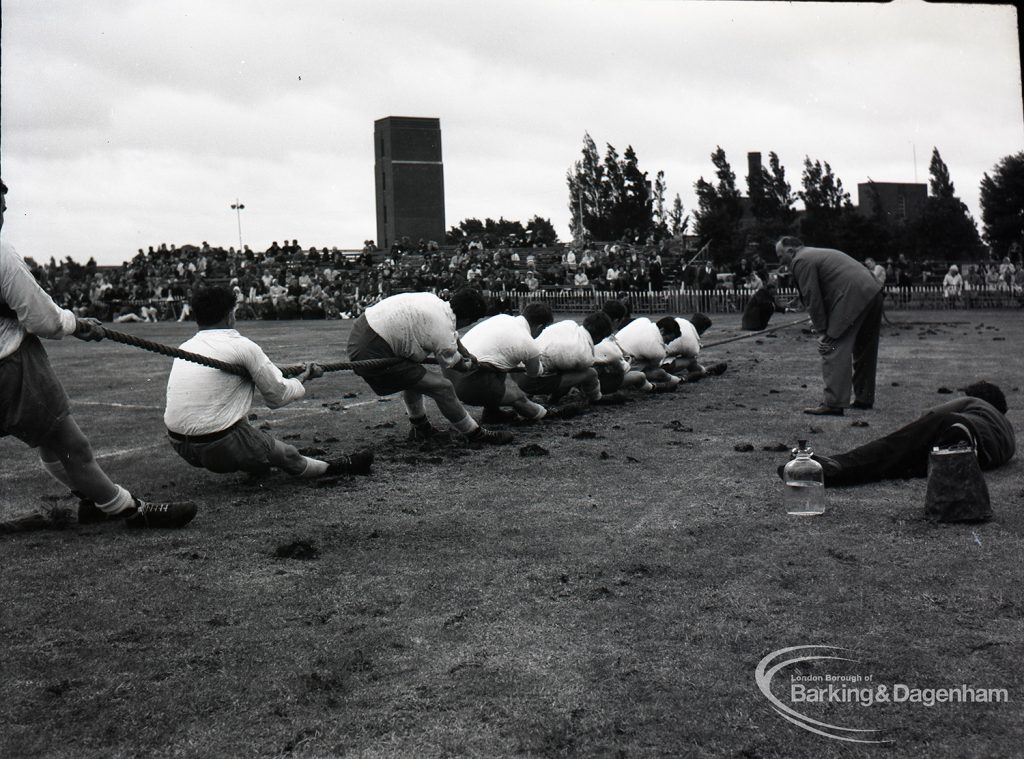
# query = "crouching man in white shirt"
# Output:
<box><xmin>347</xmin><ymin>288</ymin><xmax>513</xmax><ymax>445</ymax></box>
<box><xmin>443</xmin><ymin>302</ymin><xmax>565</xmax><ymax>424</ymax></box>
<box><xmin>609</xmin><ymin>315</ymin><xmax>683</xmax><ymax>393</ymax></box>
<box><xmin>164</xmin><ymin>286</ymin><xmax>372</xmax><ymax>478</ymax></box>
<box><xmin>660</xmin><ymin>312</ymin><xmax>727</xmax><ymax>382</ymax></box>
<box><xmin>513</xmin><ymin>311</ymin><xmax>613</xmax><ymax>406</ymax></box>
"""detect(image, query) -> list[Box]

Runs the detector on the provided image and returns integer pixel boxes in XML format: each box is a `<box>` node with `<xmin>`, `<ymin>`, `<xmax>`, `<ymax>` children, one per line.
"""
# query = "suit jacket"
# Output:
<box><xmin>791</xmin><ymin>247</ymin><xmax>883</xmax><ymax>339</ymax></box>
<box><xmin>696</xmin><ymin>267</ymin><xmax>718</xmax><ymax>289</ymax></box>
<box><xmin>927</xmin><ymin>397</ymin><xmax>1015</xmax><ymax>469</ymax></box>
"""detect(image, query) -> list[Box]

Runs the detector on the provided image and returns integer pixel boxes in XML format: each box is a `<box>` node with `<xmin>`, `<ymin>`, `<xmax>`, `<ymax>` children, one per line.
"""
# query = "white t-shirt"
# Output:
<box><xmin>0</xmin><ymin>240</ymin><xmax>77</xmax><ymax>360</ymax></box>
<box><xmin>461</xmin><ymin>314</ymin><xmax>539</xmax><ymax>371</ymax></box>
<box><xmin>364</xmin><ymin>292</ymin><xmax>460</xmax><ymax>368</ymax></box>
<box><xmin>594</xmin><ymin>335</ymin><xmax>630</xmax><ymax>373</ymax></box>
<box><xmin>615</xmin><ymin>317</ymin><xmax>666</xmax><ymax>365</ymax></box>
<box><xmin>164</xmin><ymin>329</ymin><xmax>305</xmax><ymax>435</ymax></box>
<box><xmin>534</xmin><ymin>319</ymin><xmax>595</xmax><ymax>372</ymax></box>
<box><xmin>665</xmin><ymin>317</ymin><xmax>701</xmax><ymax>360</ymax></box>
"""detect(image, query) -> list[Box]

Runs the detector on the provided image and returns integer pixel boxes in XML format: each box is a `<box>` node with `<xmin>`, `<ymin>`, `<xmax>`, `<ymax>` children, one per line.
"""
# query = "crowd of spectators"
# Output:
<box><xmin>24</xmin><ymin>238</ymin><xmax>681</xmax><ymax>322</ymax></box>
<box><xmin>21</xmin><ymin>236</ymin><xmax>1024</xmax><ymax>322</ymax></box>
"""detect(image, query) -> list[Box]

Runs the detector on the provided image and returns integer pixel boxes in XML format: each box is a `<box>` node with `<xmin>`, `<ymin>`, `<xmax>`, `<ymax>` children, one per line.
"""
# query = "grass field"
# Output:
<box><xmin>1</xmin><ymin>309</ymin><xmax>1022</xmax><ymax>758</ymax></box>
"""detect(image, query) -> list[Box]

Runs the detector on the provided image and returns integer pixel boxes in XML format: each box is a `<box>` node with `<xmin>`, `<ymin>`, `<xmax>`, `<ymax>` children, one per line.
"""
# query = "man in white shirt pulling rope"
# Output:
<box><xmin>164</xmin><ymin>286</ymin><xmax>373</xmax><ymax>478</ymax></box>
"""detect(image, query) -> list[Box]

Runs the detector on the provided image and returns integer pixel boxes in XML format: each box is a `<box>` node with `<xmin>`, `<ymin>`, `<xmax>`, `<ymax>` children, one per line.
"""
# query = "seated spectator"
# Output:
<box><xmin>985</xmin><ymin>266</ymin><xmax>1002</xmax><ymax>290</ymax></box>
<box><xmin>604</xmin><ymin>265</ymin><xmax>619</xmax><ymax>290</ymax></box>
<box><xmin>943</xmin><ymin>265</ymin><xmax>964</xmax><ymax>300</ymax></box>
<box><xmin>113</xmin><ymin>308</ymin><xmax>147</xmax><ymax>323</ymax></box>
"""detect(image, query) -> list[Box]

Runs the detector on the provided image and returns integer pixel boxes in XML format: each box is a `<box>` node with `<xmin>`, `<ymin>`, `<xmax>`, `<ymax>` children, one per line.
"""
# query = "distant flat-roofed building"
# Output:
<box><xmin>857</xmin><ymin>182</ymin><xmax>927</xmax><ymax>224</ymax></box>
<box><xmin>374</xmin><ymin>117</ymin><xmax>446</xmax><ymax>250</ymax></box>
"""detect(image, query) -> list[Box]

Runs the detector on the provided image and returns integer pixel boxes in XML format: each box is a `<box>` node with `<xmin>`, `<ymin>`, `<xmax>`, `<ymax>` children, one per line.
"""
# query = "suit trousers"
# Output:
<box><xmin>829</xmin><ymin>410</ymin><xmax>979</xmax><ymax>485</ymax></box>
<box><xmin>821</xmin><ymin>292</ymin><xmax>883</xmax><ymax>408</ymax></box>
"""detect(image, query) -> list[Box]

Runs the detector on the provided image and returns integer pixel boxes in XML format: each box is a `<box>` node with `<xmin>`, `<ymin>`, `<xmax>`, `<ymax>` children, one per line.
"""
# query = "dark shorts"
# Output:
<box><xmin>168</xmin><ymin>419</ymin><xmax>275</xmax><ymax>474</ymax></box>
<box><xmin>512</xmin><ymin>372</ymin><xmax>562</xmax><ymax>396</ymax></box>
<box><xmin>0</xmin><ymin>335</ymin><xmax>72</xmax><ymax>448</ymax></box>
<box><xmin>347</xmin><ymin>314</ymin><xmax>426</xmax><ymax>396</ymax></box>
<box><xmin>596</xmin><ymin>363</ymin><xmax>625</xmax><ymax>394</ymax></box>
<box><xmin>443</xmin><ymin>366</ymin><xmax>508</xmax><ymax>407</ymax></box>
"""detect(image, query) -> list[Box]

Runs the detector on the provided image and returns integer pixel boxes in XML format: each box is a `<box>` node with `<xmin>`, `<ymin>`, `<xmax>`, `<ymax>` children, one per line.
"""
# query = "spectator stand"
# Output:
<box><xmin>26</xmin><ymin>238</ymin><xmax>1022</xmax><ymax>322</ymax></box>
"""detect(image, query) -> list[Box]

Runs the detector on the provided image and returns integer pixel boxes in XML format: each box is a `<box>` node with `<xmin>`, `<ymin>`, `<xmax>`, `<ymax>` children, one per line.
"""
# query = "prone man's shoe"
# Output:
<box><xmin>124</xmin><ymin>499</ymin><xmax>198</xmax><ymax>529</ymax></box>
<box><xmin>777</xmin><ymin>454</ymin><xmax>843</xmax><ymax>486</ymax></box>
<box><xmin>803</xmin><ymin>404</ymin><xmax>844</xmax><ymax>416</ymax></box>
<box><xmin>704</xmin><ymin>362</ymin><xmax>728</xmax><ymax>376</ymax></box>
<box><xmin>811</xmin><ymin>454</ymin><xmax>844</xmax><ymax>484</ymax></box>
<box><xmin>467</xmin><ymin>426</ymin><xmax>514</xmax><ymax>445</ymax></box>
<box><xmin>325</xmin><ymin>448</ymin><xmax>374</xmax><ymax>476</ymax></box>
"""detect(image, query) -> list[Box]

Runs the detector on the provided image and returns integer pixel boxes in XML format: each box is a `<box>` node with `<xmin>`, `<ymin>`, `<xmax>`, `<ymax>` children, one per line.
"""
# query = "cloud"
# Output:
<box><xmin>1</xmin><ymin>0</ymin><xmax>1020</xmax><ymax>263</ymax></box>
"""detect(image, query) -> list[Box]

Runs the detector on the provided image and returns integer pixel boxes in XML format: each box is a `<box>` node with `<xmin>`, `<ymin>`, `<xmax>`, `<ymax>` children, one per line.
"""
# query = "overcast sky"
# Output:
<box><xmin>1</xmin><ymin>0</ymin><xmax>1021</xmax><ymax>266</ymax></box>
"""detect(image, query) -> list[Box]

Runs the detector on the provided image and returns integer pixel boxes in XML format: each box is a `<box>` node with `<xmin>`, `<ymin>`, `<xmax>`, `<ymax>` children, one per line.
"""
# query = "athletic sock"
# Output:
<box><xmin>298</xmin><ymin>456</ymin><xmax>329</xmax><ymax>478</ymax></box>
<box><xmin>40</xmin><ymin>458</ymin><xmax>74</xmax><ymax>490</ymax></box>
<box><xmin>452</xmin><ymin>414</ymin><xmax>478</xmax><ymax>435</ymax></box>
<box><xmin>96</xmin><ymin>484</ymin><xmax>136</xmax><ymax>516</ymax></box>
<box><xmin>516</xmin><ymin>400</ymin><xmax>546</xmax><ymax>420</ymax></box>
<box><xmin>404</xmin><ymin>396</ymin><xmax>427</xmax><ymax>419</ymax></box>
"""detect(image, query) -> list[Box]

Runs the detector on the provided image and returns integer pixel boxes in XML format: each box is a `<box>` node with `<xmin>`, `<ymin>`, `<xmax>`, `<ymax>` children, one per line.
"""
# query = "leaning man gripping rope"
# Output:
<box><xmin>346</xmin><ymin>288</ymin><xmax>513</xmax><ymax>445</ymax></box>
<box><xmin>0</xmin><ymin>179</ymin><xmax>197</xmax><ymax>529</ymax></box>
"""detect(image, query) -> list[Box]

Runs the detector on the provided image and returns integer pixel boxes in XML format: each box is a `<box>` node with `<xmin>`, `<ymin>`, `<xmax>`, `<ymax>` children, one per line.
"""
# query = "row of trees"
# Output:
<box><xmin>446</xmin><ymin>215</ymin><xmax>559</xmax><ymax>248</ymax></box>
<box><xmin>565</xmin><ymin>134</ymin><xmax>1024</xmax><ymax>266</ymax></box>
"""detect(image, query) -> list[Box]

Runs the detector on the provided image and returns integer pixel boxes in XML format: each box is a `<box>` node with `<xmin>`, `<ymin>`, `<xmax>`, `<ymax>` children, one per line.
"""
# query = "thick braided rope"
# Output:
<box><xmin>700</xmin><ymin>316</ymin><xmax>811</xmax><ymax>349</ymax></box>
<box><xmin>276</xmin><ymin>357</ymin><xmax>404</xmax><ymax>377</ymax></box>
<box><xmin>99</xmin><ymin>327</ymin><xmax>250</xmax><ymax>376</ymax></box>
<box><xmin>98</xmin><ymin>326</ymin><xmax>403</xmax><ymax>378</ymax></box>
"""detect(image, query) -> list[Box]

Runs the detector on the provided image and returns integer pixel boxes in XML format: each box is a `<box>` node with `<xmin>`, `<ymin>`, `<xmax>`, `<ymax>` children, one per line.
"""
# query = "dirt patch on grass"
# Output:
<box><xmin>2</xmin><ymin>312</ymin><xmax>1023</xmax><ymax>757</ymax></box>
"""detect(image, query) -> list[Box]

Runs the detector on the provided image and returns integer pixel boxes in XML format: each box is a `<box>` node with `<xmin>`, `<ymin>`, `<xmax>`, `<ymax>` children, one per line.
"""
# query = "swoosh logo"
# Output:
<box><xmin>755</xmin><ymin>645</ymin><xmax>893</xmax><ymax>744</ymax></box>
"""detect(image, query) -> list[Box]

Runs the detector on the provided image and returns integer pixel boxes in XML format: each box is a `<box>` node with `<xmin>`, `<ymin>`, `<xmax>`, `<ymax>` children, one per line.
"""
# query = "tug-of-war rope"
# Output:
<box><xmin>698</xmin><ymin>316</ymin><xmax>811</xmax><ymax>349</ymax></box>
<box><xmin>96</xmin><ymin>326</ymin><xmax>402</xmax><ymax>379</ymax></box>
<box><xmin>95</xmin><ymin>315</ymin><xmax>813</xmax><ymax>379</ymax></box>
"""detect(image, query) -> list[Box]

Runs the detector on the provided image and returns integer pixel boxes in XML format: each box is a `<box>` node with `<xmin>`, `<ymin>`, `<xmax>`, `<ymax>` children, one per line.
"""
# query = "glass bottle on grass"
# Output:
<box><xmin>783</xmin><ymin>439</ymin><xmax>825</xmax><ymax>516</ymax></box>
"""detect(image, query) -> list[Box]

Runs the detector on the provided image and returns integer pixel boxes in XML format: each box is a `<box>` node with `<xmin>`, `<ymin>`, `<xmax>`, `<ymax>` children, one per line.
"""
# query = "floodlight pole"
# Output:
<box><xmin>231</xmin><ymin>199</ymin><xmax>245</xmax><ymax>250</ymax></box>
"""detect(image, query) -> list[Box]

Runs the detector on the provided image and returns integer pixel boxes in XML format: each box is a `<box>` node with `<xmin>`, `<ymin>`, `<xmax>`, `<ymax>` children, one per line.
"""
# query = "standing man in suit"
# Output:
<box><xmin>695</xmin><ymin>258</ymin><xmax>718</xmax><ymax>312</ymax></box>
<box><xmin>696</xmin><ymin>259</ymin><xmax>718</xmax><ymax>290</ymax></box>
<box><xmin>776</xmin><ymin>236</ymin><xmax>884</xmax><ymax>416</ymax></box>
